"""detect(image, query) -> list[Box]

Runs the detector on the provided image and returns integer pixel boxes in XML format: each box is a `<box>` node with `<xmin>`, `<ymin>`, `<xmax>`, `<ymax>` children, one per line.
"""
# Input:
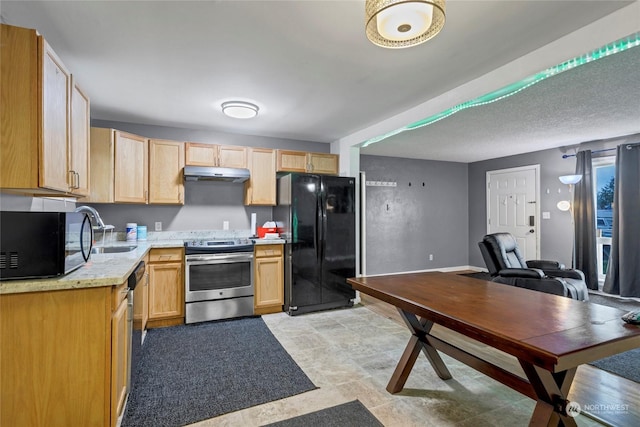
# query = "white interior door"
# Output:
<box><xmin>486</xmin><ymin>165</ymin><xmax>540</xmax><ymax>260</ymax></box>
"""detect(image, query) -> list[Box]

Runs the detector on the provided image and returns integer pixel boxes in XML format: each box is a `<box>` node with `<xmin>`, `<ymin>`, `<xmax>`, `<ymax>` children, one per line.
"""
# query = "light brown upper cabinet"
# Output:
<box><xmin>114</xmin><ymin>131</ymin><xmax>148</xmax><ymax>203</ymax></box>
<box><xmin>69</xmin><ymin>78</ymin><xmax>91</xmax><ymax>196</ymax></box>
<box><xmin>185</xmin><ymin>142</ymin><xmax>247</xmax><ymax>169</ymax></box>
<box><xmin>86</xmin><ymin>128</ymin><xmax>149</xmax><ymax>204</ymax></box>
<box><xmin>244</xmin><ymin>148</ymin><xmax>276</xmax><ymax>206</ymax></box>
<box><xmin>276</xmin><ymin>150</ymin><xmax>339</xmax><ymax>175</ymax></box>
<box><xmin>0</xmin><ymin>24</ymin><xmax>90</xmax><ymax>196</ymax></box>
<box><xmin>149</xmin><ymin>139</ymin><xmax>185</xmax><ymax>205</ymax></box>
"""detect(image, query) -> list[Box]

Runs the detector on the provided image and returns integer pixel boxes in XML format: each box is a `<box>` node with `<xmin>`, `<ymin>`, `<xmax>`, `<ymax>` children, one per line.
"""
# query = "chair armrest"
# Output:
<box><xmin>526</xmin><ymin>260</ymin><xmax>565</xmax><ymax>270</ymax></box>
<box><xmin>498</xmin><ymin>268</ymin><xmax>545</xmax><ymax>279</ymax></box>
<box><xmin>543</xmin><ymin>268</ymin><xmax>585</xmax><ymax>281</ymax></box>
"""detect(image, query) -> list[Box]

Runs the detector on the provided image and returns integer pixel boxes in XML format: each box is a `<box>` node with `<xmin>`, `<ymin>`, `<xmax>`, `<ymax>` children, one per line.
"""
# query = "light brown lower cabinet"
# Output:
<box><xmin>111</xmin><ymin>282</ymin><xmax>130</xmax><ymax>424</ymax></box>
<box><xmin>0</xmin><ymin>283</ymin><xmax>129</xmax><ymax>427</ymax></box>
<box><xmin>147</xmin><ymin>247</ymin><xmax>185</xmax><ymax>328</ymax></box>
<box><xmin>254</xmin><ymin>244</ymin><xmax>284</xmax><ymax>315</ymax></box>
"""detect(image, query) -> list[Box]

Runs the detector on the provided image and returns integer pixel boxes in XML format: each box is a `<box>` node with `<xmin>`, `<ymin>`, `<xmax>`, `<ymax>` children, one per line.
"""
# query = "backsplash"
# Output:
<box><xmin>95</xmin><ymin>229</ymin><xmax>254</xmax><ymax>244</ymax></box>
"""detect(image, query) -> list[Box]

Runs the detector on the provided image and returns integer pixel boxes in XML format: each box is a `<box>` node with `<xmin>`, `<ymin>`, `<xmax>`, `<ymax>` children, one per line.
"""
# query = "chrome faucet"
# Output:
<box><xmin>75</xmin><ymin>205</ymin><xmax>107</xmax><ymax>229</ymax></box>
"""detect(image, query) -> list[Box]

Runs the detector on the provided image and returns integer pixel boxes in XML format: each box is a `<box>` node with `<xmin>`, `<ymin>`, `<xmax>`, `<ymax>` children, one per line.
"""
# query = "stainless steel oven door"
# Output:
<box><xmin>185</xmin><ymin>252</ymin><xmax>254</xmax><ymax>302</ymax></box>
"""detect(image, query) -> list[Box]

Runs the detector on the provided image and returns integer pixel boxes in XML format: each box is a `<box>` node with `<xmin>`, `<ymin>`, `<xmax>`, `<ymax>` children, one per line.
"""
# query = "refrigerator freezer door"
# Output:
<box><xmin>289</xmin><ymin>174</ymin><xmax>323</xmax><ymax>309</ymax></box>
<box><xmin>320</xmin><ymin>176</ymin><xmax>356</xmax><ymax>304</ymax></box>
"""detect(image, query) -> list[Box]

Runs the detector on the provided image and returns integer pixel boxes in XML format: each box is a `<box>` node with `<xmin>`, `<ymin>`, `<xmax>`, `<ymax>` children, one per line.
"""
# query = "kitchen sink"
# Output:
<box><xmin>91</xmin><ymin>245</ymin><xmax>137</xmax><ymax>254</ymax></box>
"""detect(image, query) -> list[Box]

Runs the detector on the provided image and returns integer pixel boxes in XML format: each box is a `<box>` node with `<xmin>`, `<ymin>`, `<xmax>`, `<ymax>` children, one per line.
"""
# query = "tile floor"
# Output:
<box><xmin>191</xmin><ymin>305</ymin><xmax>604</xmax><ymax>427</ymax></box>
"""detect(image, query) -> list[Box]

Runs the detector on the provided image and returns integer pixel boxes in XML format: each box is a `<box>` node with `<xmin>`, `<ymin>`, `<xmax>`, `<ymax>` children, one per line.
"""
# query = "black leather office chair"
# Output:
<box><xmin>478</xmin><ymin>233</ymin><xmax>589</xmax><ymax>301</ymax></box>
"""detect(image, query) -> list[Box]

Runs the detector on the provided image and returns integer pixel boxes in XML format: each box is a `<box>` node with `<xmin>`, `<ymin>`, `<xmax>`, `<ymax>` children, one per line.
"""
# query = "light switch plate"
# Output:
<box><xmin>542</xmin><ymin>212</ymin><xmax>551</xmax><ymax>219</ymax></box>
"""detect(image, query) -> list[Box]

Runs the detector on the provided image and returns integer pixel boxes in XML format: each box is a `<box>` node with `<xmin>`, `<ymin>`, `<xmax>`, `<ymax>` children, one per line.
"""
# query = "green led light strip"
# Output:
<box><xmin>361</xmin><ymin>33</ymin><xmax>640</xmax><ymax>148</ymax></box>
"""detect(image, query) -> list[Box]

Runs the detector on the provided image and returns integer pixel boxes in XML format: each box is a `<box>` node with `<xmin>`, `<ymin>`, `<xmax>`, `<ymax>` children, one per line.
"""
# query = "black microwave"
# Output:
<box><xmin>0</xmin><ymin>211</ymin><xmax>93</xmax><ymax>281</ymax></box>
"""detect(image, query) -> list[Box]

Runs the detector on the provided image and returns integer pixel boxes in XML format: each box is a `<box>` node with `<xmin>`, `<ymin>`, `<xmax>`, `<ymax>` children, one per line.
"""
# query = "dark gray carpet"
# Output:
<box><xmin>261</xmin><ymin>400</ymin><xmax>383</xmax><ymax>427</ymax></box>
<box><xmin>588</xmin><ymin>293</ymin><xmax>640</xmax><ymax>383</ymax></box>
<box><xmin>121</xmin><ymin>317</ymin><xmax>317</xmax><ymax>427</ymax></box>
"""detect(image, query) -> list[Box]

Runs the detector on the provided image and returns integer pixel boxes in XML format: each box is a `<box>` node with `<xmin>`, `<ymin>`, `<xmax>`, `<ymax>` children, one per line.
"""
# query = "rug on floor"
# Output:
<box><xmin>261</xmin><ymin>400</ymin><xmax>384</xmax><ymax>427</ymax></box>
<box><xmin>121</xmin><ymin>317</ymin><xmax>317</xmax><ymax>427</ymax></box>
<box><xmin>588</xmin><ymin>293</ymin><xmax>640</xmax><ymax>383</ymax></box>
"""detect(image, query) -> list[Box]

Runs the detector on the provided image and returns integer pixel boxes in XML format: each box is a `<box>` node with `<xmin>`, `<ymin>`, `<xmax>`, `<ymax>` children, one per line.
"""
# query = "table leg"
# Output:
<box><xmin>520</xmin><ymin>361</ymin><xmax>578</xmax><ymax>427</ymax></box>
<box><xmin>386</xmin><ymin>309</ymin><xmax>452</xmax><ymax>393</ymax></box>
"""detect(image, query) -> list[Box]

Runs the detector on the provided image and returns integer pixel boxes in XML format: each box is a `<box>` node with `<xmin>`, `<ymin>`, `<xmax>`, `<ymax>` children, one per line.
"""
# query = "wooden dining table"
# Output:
<box><xmin>347</xmin><ymin>272</ymin><xmax>640</xmax><ymax>426</ymax></box>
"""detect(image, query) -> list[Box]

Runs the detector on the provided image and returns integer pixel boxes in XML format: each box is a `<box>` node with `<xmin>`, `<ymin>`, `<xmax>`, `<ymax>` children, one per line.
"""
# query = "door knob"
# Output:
<box><xmin>529</xmin><ymin>229</ymin><xmax>535</xmax><ymax>233</ymax></box>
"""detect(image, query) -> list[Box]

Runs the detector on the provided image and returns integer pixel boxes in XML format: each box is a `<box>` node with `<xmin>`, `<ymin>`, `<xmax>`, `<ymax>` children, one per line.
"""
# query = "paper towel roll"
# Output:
<box><xmin>251</xmin><ymin>213</ymin><xmax>257</xmax><ymax>237</ymax></box>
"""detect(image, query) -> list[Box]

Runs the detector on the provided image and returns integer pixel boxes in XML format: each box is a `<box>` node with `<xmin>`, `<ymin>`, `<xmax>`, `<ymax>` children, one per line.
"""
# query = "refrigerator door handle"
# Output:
<box><xmin>315</xmin><ymin>193</ymin><xmax>321</xmax><ymax>263</ymax></box>
<box><xmin>321</xmin><ymin>188</ymin><xmax>327</xmax><ymax>263</ymax></box>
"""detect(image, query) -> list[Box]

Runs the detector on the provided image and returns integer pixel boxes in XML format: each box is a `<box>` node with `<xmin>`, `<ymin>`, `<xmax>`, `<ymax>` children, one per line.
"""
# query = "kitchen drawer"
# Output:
<box><xmin>149</xmin><ymin>247</ymin><xmax>183</xmax><ymax>263</ymax></box>
<box><xmin>255</xmin><ymin>244</ymin><xmax>283</xmax><ymax>258</ymax></box>
<box><xmin>112</xmin><ymin>281</ymin><xmax>128</xmax><ymax>310</ymax></box>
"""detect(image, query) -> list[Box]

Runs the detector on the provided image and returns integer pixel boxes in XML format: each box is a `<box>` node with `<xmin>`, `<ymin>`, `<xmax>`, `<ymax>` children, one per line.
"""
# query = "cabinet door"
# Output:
<box><xmin>40</xmin><ymin>39</ymin><xmax>70</xmax><ymax>192</ymax></box>
<box><xmin>148</xmin><ymin>262</ymin><xmax>184</xmax><ymax>320</ymax></box>
<box><xmin>308</xmin><ymin>153</ymin><xmax>339</xmax><ymax>175</ymax></box>
<box><xmin>69</xmin><ymin>78</ymin><xmax>90</xmax><ymax>196</ymax></box>
<box><xmin>244</xmin><ymin>148</ymin><xmax>276</xmax><ymax>206</ymax></box>
<box><xmin>0</xmin><ymin>24</ymin><xmax>40</xmax><ymax>190</ymax></box>
<box><xmin>218</xmin><ymin>145</ymin><xmax>247</xmax><ymax>168</ymax></box>
<box><xmin>114</xmin><ymin>131</ymin><xmax>148</xmax><ymax>203</ymax></box>
<box><xmin>149</xmin><ymin>139</ymin><xmax>185</xmax><ymax>204</ymax></box>
<box><xmin>111</xmin><ymin>296</ymin><xmax>129</xmax><ymax>423</ymax></box>
<box><xmin>85</xmin><ymin>127</ymin><xmax>115</xmax><ymax>203</ymax></box>
<box><xmin>185</xmin><ymin>142</ymin><xmax>217</xmax><ymax>166</ymax></box>
<box><xmin>255</xmin><ymin>256</ymin><xmax>284</xmax><ymax>311</ymax></box>
<box><xmin>276</xmin><ymin>150</ymin><xmax>307</xmax><ymax>172</ymax></box>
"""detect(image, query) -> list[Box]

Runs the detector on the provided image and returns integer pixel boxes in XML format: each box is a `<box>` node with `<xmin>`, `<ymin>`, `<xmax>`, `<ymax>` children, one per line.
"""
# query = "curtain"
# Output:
<box><xmin>573</xmin><ymin>150</ymin><xmax>598</xmax><ymax>289</ymax></box>
<box><xmin>603</xmin><ymin>143</ymin><xmax>640</xmax><ymax>297</ymax></box>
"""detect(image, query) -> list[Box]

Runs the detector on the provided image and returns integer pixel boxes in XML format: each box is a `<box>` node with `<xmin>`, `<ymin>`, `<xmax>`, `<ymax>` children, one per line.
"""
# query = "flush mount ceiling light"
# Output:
<box><xmin>221</xmin><ymin>101</ymin><xmax>259</xmax><ymax>119</ymax></box>
<box><xmin>365</xmin><ymin>0</ymin><xmax>446</xmax><ymax>49</ymax></box>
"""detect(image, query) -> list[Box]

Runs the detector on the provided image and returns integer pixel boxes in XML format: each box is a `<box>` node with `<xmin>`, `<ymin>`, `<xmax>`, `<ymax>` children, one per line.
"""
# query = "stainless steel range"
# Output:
<box><xmin>184</xmin><ymin>238</ymin><xmax>254</xmax><ymax>324</ymax></box>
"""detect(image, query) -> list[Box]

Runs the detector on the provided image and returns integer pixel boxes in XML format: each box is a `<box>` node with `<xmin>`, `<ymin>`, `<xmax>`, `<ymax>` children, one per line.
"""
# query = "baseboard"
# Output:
<box><xmin>362</xmin><ymin>265</ymin><xmax>487</xmax><ymax>277</ymax></box>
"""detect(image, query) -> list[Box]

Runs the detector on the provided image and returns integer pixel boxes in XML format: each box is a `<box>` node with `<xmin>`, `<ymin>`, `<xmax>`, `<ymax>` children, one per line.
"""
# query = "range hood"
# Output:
<box><xmin>183</xmin><ymin>166</ymin><xmax>250</xmax><ymax>183</ymax></box>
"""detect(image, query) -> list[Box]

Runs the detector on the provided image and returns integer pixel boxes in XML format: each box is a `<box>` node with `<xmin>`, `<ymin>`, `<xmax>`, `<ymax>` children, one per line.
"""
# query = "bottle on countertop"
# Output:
<box><xmin>126</xmin><ymin>223</ymin><xmax>137</xmax><ymax>242</ymax></box>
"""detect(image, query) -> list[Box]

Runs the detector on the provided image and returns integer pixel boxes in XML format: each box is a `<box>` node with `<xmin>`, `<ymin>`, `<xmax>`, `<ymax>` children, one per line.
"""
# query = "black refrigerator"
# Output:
<box><xmin>274</xmin><ymin>174</ymin><xmax>356</xmax><ymax>316</ymax></box>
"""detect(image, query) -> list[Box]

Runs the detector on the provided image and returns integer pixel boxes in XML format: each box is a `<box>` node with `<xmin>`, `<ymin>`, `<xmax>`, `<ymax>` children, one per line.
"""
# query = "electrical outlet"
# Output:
<box><xmin>223</xmin><ymin>221</ymin><xmax>229</xmax><ymax>230</ymax></box>
<box><xmin>155</xmin><ymin>221</ymin><xmax>162</xmax><ymax>231</ymax></box>
<box><xmin>429</xmin><ymin>254</ymin><xmax>434</xmax><ymax>261</ymax></box>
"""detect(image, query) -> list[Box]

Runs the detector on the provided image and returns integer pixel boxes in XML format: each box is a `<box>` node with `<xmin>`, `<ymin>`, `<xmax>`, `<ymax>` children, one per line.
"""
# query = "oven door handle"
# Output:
<box><xmin>186</xmin><ymin>253</ymin><xmax>253</xmax><ymax>263</ymax></box>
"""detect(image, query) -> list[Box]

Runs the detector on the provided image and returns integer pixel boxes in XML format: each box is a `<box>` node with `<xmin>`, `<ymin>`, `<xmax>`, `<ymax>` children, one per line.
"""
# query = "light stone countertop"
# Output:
<box><xmin>0</xmin><ymin>240</ymin><xmax>184</xmax><ymax>295</ymax></box>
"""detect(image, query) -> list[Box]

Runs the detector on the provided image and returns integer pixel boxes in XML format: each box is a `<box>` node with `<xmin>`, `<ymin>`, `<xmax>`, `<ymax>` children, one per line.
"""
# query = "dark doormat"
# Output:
<box><xmin>261</xmin><ymin>400</ymin><xmax>384</xmax><ymax>427</ymax></box>
<box><xmin>588</xmin><ymin>293</ymin><xmax>640</xmax><ymax>383</ymax></box>
<box><xmin>121</xmin><ymin>317</ymin><xmax>317</xmax><ymax>427</ymax></box>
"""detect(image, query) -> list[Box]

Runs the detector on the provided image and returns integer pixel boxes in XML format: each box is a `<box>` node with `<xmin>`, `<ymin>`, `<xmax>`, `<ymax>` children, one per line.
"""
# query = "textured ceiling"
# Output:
<box><xmin>1</xmin><ymin>1</ymin><xmax>638</xmax><ymax>163</ymax></box>
<box><xmin>361</xmin><ymin>43</ymin><xmax>640</xmax><ymax>162</ymax></box>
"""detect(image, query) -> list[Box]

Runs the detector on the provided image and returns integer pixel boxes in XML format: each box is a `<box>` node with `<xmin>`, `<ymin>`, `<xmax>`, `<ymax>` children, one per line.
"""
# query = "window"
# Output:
<box><xmin>593</xmin><ymin>156</ymin><xmax>615</xmax><ymax>284</ymax></box>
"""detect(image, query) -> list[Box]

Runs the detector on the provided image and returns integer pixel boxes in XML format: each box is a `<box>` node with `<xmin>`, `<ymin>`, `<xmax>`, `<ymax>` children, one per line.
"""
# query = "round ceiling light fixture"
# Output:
<box><xmin>221</xmin><ymin>101</ymin><xmax>259</xmax><ymax>119</ymax></box>
<box><xmin>365</xmin><ymin>0</ymin><xmax>446</xmax><ymax>49</ymax></box>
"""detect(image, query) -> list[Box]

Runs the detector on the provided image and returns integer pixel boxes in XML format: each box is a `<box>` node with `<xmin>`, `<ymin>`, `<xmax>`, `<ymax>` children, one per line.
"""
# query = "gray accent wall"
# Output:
<box><xmin>88</xmin><ymin>181</ymin><xmax>272</xmax><ymax>233</ymax></box>
<box><xmin>360</xmin><ymin>155</ymin><xmax>468</xmax><ymax>275</ymax></box>
<box><xmin>468</xmin><ymin>133</ymin><xmax>639</xmax><ymax>268</ymax></box>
